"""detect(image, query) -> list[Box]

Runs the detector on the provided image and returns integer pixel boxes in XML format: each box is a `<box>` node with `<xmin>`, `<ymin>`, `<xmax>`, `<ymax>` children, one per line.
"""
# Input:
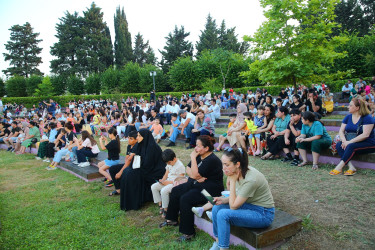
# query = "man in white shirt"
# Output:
<box><xmin>207</xmin><ymin>99</ymin><xmax>220</xmax><ymax>123</ymax></box>
<box><xmin>167</xmin><ymin>110</ymin><xmax>195</xmax><ymax>147</ymax></box>
<box><xmin>0</xmin><ymin>98</ymin><xmax>3</xmax><ymax>113</ymax></box>
<box><xmin>169</xmin><ymin>99</ymin><xmax>180</xmax><ymax>115</ymax></box>
<box><xmin>159</xmin><ymin>100</ymin><xmax>171</xmax><ymax>125</ymax></box>
<box><xmin>221</xmin><ymin>87</ymin><xmax>226</xmax><ymax>95</ymax></box>
<box><xmin>341</xmin><ymin>83</ymin><xmax>352</xmax><ymax>99</ymax></box>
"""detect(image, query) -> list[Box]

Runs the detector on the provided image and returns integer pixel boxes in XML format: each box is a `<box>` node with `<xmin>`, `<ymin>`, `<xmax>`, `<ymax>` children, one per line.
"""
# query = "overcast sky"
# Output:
<box><xmin>0</xmin><ymin>0</ymin><xmax>265</xmax><ymax>78</ymax></box>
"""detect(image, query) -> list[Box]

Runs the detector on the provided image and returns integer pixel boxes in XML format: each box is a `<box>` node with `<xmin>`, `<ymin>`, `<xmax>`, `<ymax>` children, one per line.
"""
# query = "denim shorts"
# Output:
<box><xmin>104</xmin><ymin>159</ymin><xmax>120</xmax><ymax>167</ymax></box>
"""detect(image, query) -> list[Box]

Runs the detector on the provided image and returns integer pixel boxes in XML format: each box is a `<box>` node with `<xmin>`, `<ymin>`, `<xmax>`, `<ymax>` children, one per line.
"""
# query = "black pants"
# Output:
<box><xmin>124</xmin><ymin>125</ymin><xmax>137</xmax><ymax>138</ymax></box>
<box><xmin>165</xmin><ymin>182</ymin><xmax>207</xmax><ymax>235</ymax></box>
<box><xmin>76</xmin><ymin>148</ymin><xmax>98</xmax><ymax>163</ymax></box>
<box><xmin>109</xmin><ymin>164</ymin><xmax>124</xmax><ymax>189</ymax></box>
<box><xmin>267</xmin><ymin>135</ymin><xmax>286</xmax><ymax>155</ymax></box>
<box><xmin>46</xmin><ymin>143</ymin><xmax>55</xmax><ymax>158</ymax></box>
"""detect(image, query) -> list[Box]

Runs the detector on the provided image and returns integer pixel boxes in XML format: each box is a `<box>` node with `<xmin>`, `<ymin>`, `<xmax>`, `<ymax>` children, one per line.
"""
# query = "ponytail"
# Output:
<box><xmin>223</xmin><ymin>148</ymin><xmax>249</xmax><ymax>178</ymax></box>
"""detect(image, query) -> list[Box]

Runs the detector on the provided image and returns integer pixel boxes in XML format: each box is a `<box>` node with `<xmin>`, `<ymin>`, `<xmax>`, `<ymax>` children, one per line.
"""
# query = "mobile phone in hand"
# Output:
<box><xmin>201</xmin><ymin>189</ymin><xmax>215</xmax><ymax>205</ymax></box>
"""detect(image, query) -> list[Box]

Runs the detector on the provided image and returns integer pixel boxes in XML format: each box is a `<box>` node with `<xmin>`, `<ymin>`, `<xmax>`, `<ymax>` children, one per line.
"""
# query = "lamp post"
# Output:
<box><xmin>150</xmin><ymin>71</ymin><xmax>156</xmax><ymax>91</ymax></box>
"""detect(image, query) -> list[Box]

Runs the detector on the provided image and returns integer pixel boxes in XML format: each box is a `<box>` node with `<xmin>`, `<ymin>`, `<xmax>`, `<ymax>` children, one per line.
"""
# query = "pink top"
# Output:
<box><xmin>365</xmin><ymin>85</ymin><xmax>371</xmax><ymax>95</ymax></box>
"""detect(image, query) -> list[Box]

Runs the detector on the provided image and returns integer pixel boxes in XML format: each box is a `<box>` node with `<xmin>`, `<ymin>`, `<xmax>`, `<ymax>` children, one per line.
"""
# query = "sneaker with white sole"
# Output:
<box><xmin>79</xmin><ymin>162</ymin><xmax>90</xmax><ymax>168</ymax></box>
<box><xmin>43</xmin><ymin>159</ymin><xmax>51</xmax><ymax>163</ymax></box>
<box><xmin>191</xmin><ymin>207</ymin><xmax>204</xmax><ymax>217</ymax></box>
<box><xmin>206</xmin><ymin>211</ymin><xmax>212</xmax><ymax>220</ymax></box>
<box><xmin>46</xmin><ymin>166</ymin><xmax>57</xmax><ymax>170</ymax></box>
<box><xmin>35</xmin><ymin>157</ymin><xmax>42</xmax><ymax>160</ymax></box>
<box><xmin>72</xmin><ymin>160</ymin><xmax>79</xmax><ymax>165</ymax></box>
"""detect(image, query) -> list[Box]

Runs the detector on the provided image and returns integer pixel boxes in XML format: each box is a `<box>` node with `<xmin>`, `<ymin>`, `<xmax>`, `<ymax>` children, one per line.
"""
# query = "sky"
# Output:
<box><xmin>0</xmin><ymin>0</ymin><xmax>266</xmax><ymax>79</ymax></box>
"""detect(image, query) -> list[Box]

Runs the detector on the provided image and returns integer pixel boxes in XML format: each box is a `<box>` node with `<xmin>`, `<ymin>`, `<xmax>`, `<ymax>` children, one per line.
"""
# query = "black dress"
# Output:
<box><xmin>165</xmin><ymin>153</ymin><xmax>224</xmax><ymax>235</ymax></box>
<box><xmin>120</xmin><ymin>129</ymin><xmax>166</xmax><ymax>211</ymax></box>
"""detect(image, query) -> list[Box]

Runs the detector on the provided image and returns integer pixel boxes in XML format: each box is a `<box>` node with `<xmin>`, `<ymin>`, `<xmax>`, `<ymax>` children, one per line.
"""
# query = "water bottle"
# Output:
<box><xmin>335</xmin><ymin>102</ymin><xmax>338</xmax><ymax>107</ymax></box>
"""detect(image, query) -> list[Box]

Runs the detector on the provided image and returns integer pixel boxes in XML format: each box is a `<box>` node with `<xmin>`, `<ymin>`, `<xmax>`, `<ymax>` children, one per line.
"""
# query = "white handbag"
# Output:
<box><xmin>133</xmin><ymin>155</ymin><xmax>141</xmax><ymax>169</ymax></box>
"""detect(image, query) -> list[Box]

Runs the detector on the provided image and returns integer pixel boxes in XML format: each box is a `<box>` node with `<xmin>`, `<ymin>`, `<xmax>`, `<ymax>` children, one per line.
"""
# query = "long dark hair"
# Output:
<box><xmin>265</xmin><ymin>104</ymin><xmax>275</xmax><ymax>122</ymax></box>
<box><xmin>108</xmin><ymin>127</ymin><xmax>121</xmax><ymax>153</ymax></box>
<box><xmin>223</xmin><ymin>148</ymin><xmax>249</xmax><ymax>178</ymax></box>
<box><xmin>81</xmin><ymin>130</ymin><xmax>97</xmax><ymax>146</ymax></box>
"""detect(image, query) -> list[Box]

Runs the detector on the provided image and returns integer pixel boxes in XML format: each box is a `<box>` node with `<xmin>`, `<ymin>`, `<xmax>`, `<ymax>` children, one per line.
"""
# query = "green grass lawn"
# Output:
<box><xmin>1</xmin><ymin>146</ymin><xmax>375</xmax><ymax>249</ymax></box>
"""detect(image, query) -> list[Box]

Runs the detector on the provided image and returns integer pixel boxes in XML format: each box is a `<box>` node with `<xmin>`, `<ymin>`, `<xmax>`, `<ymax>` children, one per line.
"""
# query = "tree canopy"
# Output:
<box><xmin>3</xmin><ymin>22</ymin><xmax>43</xmax><ymax>78</ymax></box>
<box><xmin>114</xmin><ymin>6</ymin><xmax>133</xmax><ymax>67</ymax></box>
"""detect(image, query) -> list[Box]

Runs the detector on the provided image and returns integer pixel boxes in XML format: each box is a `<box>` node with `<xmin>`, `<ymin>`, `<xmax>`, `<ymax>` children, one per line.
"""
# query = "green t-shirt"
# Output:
<box><xmin>236</xmin><ymin>167</ymin><xmax>275</xmax><ymax>208</ymax></box>
<box><xmin>301</xmin><ymin>121</ymin><xmax>332</xmax><ymax>141</ymax></box>
<box><xmin>29</xmin><ymin>126</ymin><xmax>41</xmax><ymax>141</ymax></box>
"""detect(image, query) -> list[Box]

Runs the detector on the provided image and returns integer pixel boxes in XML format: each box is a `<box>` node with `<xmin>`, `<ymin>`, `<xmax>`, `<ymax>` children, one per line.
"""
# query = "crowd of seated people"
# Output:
<box><xmin>1</xmin><ymin>82</ymin><xmax>375</xmax><ymax>246</ymax></box>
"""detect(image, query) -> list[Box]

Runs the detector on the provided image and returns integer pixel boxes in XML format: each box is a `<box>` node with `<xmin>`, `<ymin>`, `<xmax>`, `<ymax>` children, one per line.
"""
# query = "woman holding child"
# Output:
<box><xmin>159</xmin><ymin>136</ymin><xmax>223</xmax><ymax>242</ymax></box>
<box><xmin>226</xmin><ymin>103</ymin><xmax>247</xmax><ymax>150</ymax></box>
<box><xmin>209</xmin><ymin>148</ymin><xmax>275</xmax><ymax>250</ymax></box>
<box><xmin>188</xmin><ymin>109</ymin><xmax>215</xmax><ymax>149</ymax></box>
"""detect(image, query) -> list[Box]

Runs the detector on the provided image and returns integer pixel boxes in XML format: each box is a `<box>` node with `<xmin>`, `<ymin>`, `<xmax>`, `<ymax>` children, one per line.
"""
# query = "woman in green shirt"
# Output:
<box><xmin>210</xmin><ymin>148</ymin><xmax>275</xmax><ymax>250</ymax></box>
<box><xmin>16</xmin><ymin>121</ymin><xmax>40</xmax><ymax>155</ymax></box>
<box><xmin>296</xmin><ymin>111</ymin><xmax>332</xmax><ymax>169</ymax></box>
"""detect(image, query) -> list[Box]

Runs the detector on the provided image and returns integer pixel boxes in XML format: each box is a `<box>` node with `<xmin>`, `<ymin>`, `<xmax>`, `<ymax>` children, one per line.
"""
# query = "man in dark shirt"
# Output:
<box><xmin>370</xmin><ymin>76</ymin><xmax>375</xmax><ymax>88</ymax></box>
<box><xmin>180</xmin><ymin>99</ymin><xmax>191</xmax><ymax>112</ymax></box>
<box><xmin>283</xmin><ymin>109</ymin><xmax>303</xmax><ymax>165</ymax></box>
<box><xmin>304</xmin><ymin>89</ymin><xmax>323</xmax><ymax>119</ymax></box>
<box><xmin>130</xmin><ymin>102</ymin><xmax>140</xmax><ymax>113</ymax></box>
<box><xmin>45</xmin><ymin>99</ymin><xmax>56</xmax><ymax>116</ymax></box>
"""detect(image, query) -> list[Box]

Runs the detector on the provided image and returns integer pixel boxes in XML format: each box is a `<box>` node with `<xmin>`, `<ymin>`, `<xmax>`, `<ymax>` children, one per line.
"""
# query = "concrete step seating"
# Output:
<box><xmin>195</xmin><ymin>209</ymin><xmax>302</xmax><ymax>249</ymax></box>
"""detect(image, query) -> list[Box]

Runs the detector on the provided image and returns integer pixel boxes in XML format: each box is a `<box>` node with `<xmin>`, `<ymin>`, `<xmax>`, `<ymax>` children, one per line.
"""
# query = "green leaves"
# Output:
<box><xmin>34</xmin><ymin>76</ymin><xmax>55</xmax><ymax>97</ymax></box>
<box><xmin>3</xmin><ymin>22</ymin><xmax>43</xmax><ymax>78</ymax></box>
<box><xmin>243</xmin><ymin>0</ymin><xmax>348</xmax><ymax>87</ymax></box>
<box><xmin>5</xmin><ymin>75</ymin><xmax>27</xmax><ymax>97</ymax></box>
<box><xmin>114</xmin><ymin>6</ymin><xmax>133</xmax><ymax>67</ymax></box>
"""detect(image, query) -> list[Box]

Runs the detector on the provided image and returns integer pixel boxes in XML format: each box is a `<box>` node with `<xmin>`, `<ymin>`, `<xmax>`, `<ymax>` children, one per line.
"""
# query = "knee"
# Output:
<box><xmin>217</xmin><ymin>209</ymin><xmax>230</xmax><ymax>222</ymax></box>
<box><xmin>161</xmin><ymin>187</ymin><xmax>171</xmax><ymax>196</ymax></box>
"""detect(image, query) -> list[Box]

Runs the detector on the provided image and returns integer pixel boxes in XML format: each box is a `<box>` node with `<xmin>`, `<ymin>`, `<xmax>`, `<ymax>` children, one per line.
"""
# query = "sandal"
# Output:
<box><xmin>159</xmin><ymin>220</ymin><xmax>178</xmax><ymax>228</ymax></box>
<box><xmin>177</xmin><ymin>234</ymin><xmax>195</xmax><ymax>242</ymax></box>
<box><xmin>344</xmin><ymin>170</ymin><xmax>357</xmax><ymax>176</ymax></box>
<box><xmin>159</xmin><ymin>205</ymin><xmax>164</xmax><ymax>215</ymax></box>
<box><xmin>297</xmin><ymin>161</ymin><xmax>309</xmax><ymax>167</ymax></box>
<box><xmin>312</xmin><ymin>164</ymin><xmax>319</xmax><ymax>170</ymax></box>
<box><xmin>329</xmin><ymin>169</ymin><xmax>342</xmax><ymax>176</ymax></box>
<box><xmin>162</xmin><ymin>210</ymin><xmax>167</xmax><ymax>218</ymax></box>
<box><xmin>109</xmin><ymin>190</ymin><xmax>120</xmax><ymax>196</ymax></box>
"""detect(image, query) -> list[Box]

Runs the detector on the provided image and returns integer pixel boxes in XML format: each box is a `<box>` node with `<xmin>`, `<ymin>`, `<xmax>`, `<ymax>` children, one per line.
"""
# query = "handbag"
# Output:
<box><xmin>344</xmin><ymin>117</ymin><xmax>363</xmax><ymax>141</ymax></box>
<box><xmin>133</xmin><ymin>155</ymin><xmax>141</xmax><ymax>169</ymax></box>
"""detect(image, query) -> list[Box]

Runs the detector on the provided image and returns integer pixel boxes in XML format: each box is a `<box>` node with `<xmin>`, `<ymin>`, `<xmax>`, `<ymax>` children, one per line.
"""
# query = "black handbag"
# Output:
<box><xmin>344</xmin><ymin>117</ymin><xmax>363</xmax><ymax>141</ymax></box>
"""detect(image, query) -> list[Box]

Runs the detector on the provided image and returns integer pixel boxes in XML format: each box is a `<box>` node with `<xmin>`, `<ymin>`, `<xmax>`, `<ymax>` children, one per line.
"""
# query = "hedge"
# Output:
<box><xmin>2</xmin><ymin>77</ymin><xmax>371</xmax><ymax>108</ymax></box>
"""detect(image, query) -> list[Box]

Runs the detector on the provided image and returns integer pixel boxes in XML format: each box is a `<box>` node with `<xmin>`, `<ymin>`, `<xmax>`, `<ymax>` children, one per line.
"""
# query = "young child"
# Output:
<box><xmin>243</xmin><ymin>112</ymin><xmax>258</xmax><ymax>155</ymax></box>
<box><xmin>248</xmin><ymin>103</ymin><xmax>257</xmax><ymax>115</ymax></box>
<box><xmin>45</xmin><ymin>123</ymin><xmax>58</xmax><ymax>163</ymax></box>
<box><xmin>168</xmin><ymin>113</ymin><xmax>180</xmax><ymax>138</ymax></box>
<box><xmin>98</xmin><ymin>127</ymin><xmax>121</xmax><ymax>187</ymax></box>
<box><xmin>252</xmin><ymin>105</ymin><xmax>267</xmax><ymax>155</ymax></box>
<box><xmin>150</xmin><ymin>117</ymin><xmax>163</xmax><ymax>143</ymax></box>
<box><xmin>151</xmin><ymin>149</ymin><xmax>185</xmax><ymax>217</ymax></box>
<box><xmin>108</xmin><ymin>130</ymin><xmax>138</xmax><ymax>196</ymax></box>
<box><xmin>215</xmin><ymin>114</ymin><xmax>236</xmax><ymax>152</ymax></box>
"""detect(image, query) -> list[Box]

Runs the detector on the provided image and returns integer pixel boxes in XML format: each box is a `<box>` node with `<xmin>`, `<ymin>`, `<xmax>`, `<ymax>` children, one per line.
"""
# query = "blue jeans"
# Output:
<box><xmin>170</xmin><ymin>123</ymin><xmax>194</xmax><ymax>143</ymax></box>
<box><xmin>212</xmin><ymin>203</ymin><xmax>275</xmax><ymax>248</ymax></box>
<box><xmin>53</xmin><ymin>148</ymin><xmax>70</xmax><ymax>163</ymax></box>
<box><xmin>70</xmin><ymin>146</ymin><xmax>78</xmax><ymax>160</ymax></box>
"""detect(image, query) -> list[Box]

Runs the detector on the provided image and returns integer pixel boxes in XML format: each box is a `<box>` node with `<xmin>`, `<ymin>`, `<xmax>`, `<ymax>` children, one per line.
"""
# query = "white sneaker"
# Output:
<box><xmin>46</xmin><ymin>166</ymin><xmax>57</xmax><ymax>171</ymax></box>
<box><xmin>72</xmin><ymin>160</ymin><xmax>79</xmax><ymax>165</ymax></box>
<box><xmin>206</xmin><ymin>211</ymin><xmax>212</xmax><ymax>220</ymax></box>
<box><xmin>79</xmin><ymin>162</ymin><xmax>90</xmax><ymax>168</ymax></box>
<box><xmin>43</xmin><ymin>159</ymin><xmax>50</xmax><ymax>163</ymax></box>
<box><xmin>209</xmin><ymin>241</ymin><xmax>219</xmax><ymax>250</ymax></box>
<box><xmin>191</xmin><ymin>207</ymin><xmax>204</xmax><ymax>217</ymax></box>
<box><xmin>35</xmin><ymin>157</ymin><xmax>42</xmax><ymax>160</ymax></box>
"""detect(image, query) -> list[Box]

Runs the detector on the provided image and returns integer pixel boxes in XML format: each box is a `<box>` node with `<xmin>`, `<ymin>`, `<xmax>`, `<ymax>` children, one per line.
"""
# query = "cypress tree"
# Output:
<box><xmin>114</xmin><ymin>6</ymin><xmax>132</xmax><ymax>67</ymax></box>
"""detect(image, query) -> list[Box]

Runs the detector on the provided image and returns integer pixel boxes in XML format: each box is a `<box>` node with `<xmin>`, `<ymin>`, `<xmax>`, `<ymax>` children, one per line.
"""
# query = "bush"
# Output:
<box><xmin>85</xmin><ymin>73</ymin><xmax>102</xmax><ymax>95</ymax></box>
<box><xmin>67</xmin><ymin>75</ymin><xmax>84</xmax><ymax>95</ymax></box>
<box><xmin>5</xmin><ymin>75</ymin><xmax>27</xmax><ymax>97</ymax></box>
<box><xmin>50</xmin><ymin>75</ymin><xmax>67</xmax><ymax>95</ymax></box>
<box><xmin>26</xmin><ymin>75</ymin><xmax>43</xmax><ymax>96</ymax></box>
<box><xmin>0</xmin><ymin>78</ymin><xmax>5</xmax><ymax>97</ymax></box>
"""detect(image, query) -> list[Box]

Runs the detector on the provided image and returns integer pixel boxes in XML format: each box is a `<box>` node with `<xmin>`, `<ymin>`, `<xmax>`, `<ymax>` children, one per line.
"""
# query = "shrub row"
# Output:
<box><xmin>2</xmin><ymin>77</ymin><xmax>371</xmax><ymax>108</ymax></box>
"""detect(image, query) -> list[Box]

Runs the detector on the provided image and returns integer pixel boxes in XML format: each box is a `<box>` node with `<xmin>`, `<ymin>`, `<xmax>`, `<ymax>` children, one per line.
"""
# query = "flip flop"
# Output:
<box><xmin>312</xmin><ymin>164</ymin><xmax>319</xmax><ymax>170</ymax></box>
<box><xmin>329</xmin><ymin>169</ymin><xmax>342</xmax><ymax>176</ymax></box>
<box><xmin>109</xmin><ymin>190</ymin><xmax>120</xmax><ymax>196</ymax></box>
<box><xmin>344</xmin><ymin>170</ymin><xmax>357</xmax><ymax>176</ymax></box>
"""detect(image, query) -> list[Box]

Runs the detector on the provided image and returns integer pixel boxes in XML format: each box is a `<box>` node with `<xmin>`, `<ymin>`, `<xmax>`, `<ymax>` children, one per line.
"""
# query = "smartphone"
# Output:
<box><xmin>201</xmin><ymin>189</ymin><xmax>215</xmax><ymax>205</ymax></box>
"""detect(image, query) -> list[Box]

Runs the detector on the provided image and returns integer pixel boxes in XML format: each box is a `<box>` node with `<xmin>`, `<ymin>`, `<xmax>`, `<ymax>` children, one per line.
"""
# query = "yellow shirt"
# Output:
<box><xmin>245</xmin><ymin>119</ymin><xmax>257</xmax><ymax>135</ymax></box>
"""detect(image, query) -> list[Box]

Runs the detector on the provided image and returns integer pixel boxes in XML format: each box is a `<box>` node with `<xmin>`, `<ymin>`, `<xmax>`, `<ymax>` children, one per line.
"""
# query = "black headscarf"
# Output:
<box><xmin>135</xmin><ymin>129</ymin><xmax>166</xmax><ymax>183</ymax></box>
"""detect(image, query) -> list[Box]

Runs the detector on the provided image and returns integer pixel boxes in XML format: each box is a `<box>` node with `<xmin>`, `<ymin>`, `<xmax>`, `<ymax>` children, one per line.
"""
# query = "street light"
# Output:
<box><xmin>150</xmin><ymin>71</ymin><xmax>156</xmax><ymax>91</ymax></box>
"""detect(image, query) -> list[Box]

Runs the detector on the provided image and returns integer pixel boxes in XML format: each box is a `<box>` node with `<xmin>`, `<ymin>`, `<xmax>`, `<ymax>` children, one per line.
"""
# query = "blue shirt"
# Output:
<box><xmin>301</xmin><ymin>121</ymin><xmax>331</xmax><ymax>141</ymax></box>
<box><xmin>342</xmin><ymin>114</ymin><xmax>375</xmax><ymax>140</ymax></box>
<box><xmin>274</xmin><ymin>114</ymin><xmax>290</xmax><ymax>132</ymax></box>
<box><xmin>49</xmin><ymin>129</ymin><xmax>58</xmax><ymax>143</ymax></box>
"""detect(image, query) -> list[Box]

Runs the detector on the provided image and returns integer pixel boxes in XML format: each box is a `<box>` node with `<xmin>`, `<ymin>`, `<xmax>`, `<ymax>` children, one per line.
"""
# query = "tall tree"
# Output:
<box><xmin>114</xmin><ymin>6</ymin><xmax>132</xmax><ymax>67</ymax></box>
<box><xmin>5</xmin><ymin>76</ymin><xmax>27</xmax><ymax>97</ymax></box>
<box><xmin>241</xmin><ymin>0</ymin><xmax>348</xmax><ymax>90</ymax></box>
<box><xmin>133</xmin><ymin>33</ymin><xmax>150</xmax><ymax>66</ymax></box>
<box><xmin>3</xmin><ymin>22</ymin><xmax>43</xmax><ymax>77</ymax></box>
<box><xmin>333</xmin><ymin>0</ymin><xmax>369</xmax><ymax>36</ymax></box>
<box><xmin>82</xmin><ymin>3</ymin><xmax>113</xmax><ymax>75</ymax></box>
<box><xmin>26</xmin><ymin>75</ymin><xmax>43</xmax><ymax>96</ymax></box>
<box><xmin>196</xmin><ymin>14</ymin><xmax>219</xmax><ymax>55</ymax></box>
<box><xmin>218</xmin><ymin>20</ymin><xmax>249</xmax><ymax>55</ymax></box>
<box><xmin>145</xmin><ymin>46</ymin><xmax>157</xmax><ymax>65</ymax></box>
<box><xmin>0</xmin><ymin>78</ymin><xmax>5</xmax><ymax>97</ymax></box>
<box><xmin>50</xmin><ymin>11</ymin><xmax>85</xmax><ymax>77</ymax></box>
<box><xmin>159</xmin><ymin>26</ymin><xmax>193</xmax><ymax>73</ymax></box>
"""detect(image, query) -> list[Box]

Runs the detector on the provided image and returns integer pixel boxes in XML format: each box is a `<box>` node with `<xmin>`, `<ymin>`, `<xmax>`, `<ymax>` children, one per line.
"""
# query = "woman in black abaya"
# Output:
<box><xmin>120</xmin><ymin>129</ymin><xmax>166</xmax><ymax>211</ymax></box>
